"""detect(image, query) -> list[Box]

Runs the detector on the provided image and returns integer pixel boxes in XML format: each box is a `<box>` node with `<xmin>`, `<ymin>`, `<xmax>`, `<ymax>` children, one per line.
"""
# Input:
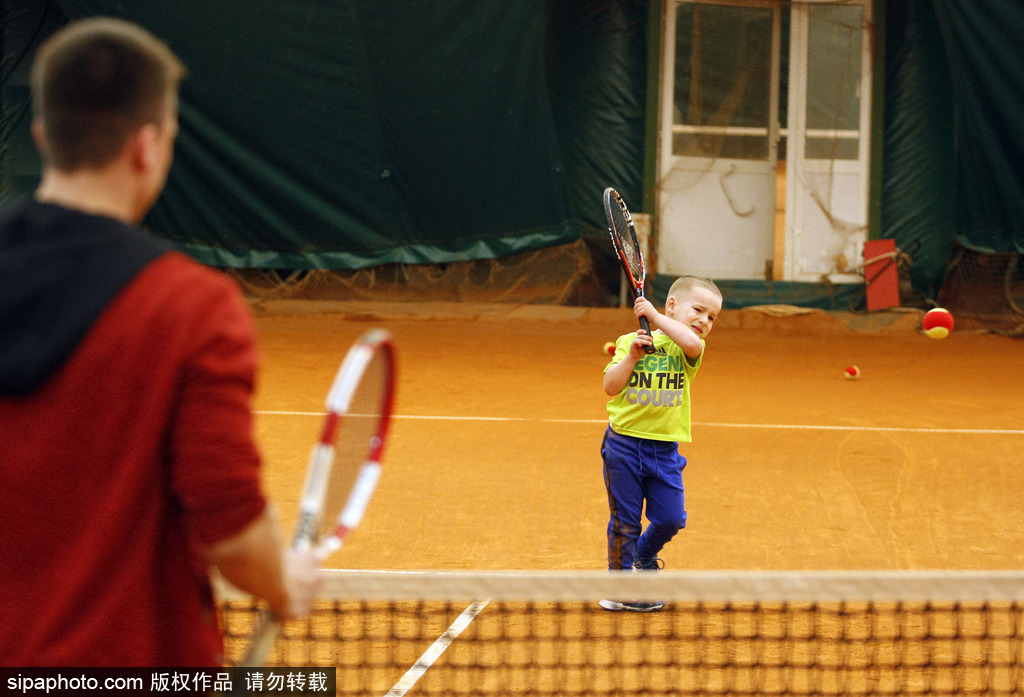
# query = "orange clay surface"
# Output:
<box><xmin>249</xmin><ymin>300</ymin><xmax>1024</xmax><ymax>573</ymax></box>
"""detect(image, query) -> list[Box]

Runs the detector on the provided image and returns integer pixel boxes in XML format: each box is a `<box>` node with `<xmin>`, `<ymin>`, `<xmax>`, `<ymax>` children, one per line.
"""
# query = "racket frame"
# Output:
<box><xmin>240</xmin><ymin>329</ymin><xmax>396</xmax><ymax>667</ymax></box>
<box><xmin>604</xmin><ymin>187</ymin><xmax>655</xmax><ymax>353</ymax></box>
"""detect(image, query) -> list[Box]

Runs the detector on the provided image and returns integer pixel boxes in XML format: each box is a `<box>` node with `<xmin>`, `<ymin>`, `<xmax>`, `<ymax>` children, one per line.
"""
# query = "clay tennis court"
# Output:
<box><xmin>246</xmin><ymin>300</ymin><xmax>1024</xmax><ymax>574</ymax></box>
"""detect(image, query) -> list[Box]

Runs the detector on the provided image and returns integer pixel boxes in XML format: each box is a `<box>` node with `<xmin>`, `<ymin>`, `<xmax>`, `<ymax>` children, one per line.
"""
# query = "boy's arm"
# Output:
<box><xmin>603</xmin><ymin>333</ymin><xmax>652</xmax><ymax>395</ymax></box>
<box><xmin>634</xmin><ymin>298</ymin><xmax>704</xmax><ymax>359</ymax></box>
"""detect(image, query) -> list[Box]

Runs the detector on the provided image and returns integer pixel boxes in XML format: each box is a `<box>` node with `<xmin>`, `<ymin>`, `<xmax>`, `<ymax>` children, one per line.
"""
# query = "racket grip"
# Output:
<box><xmin>239</xmin><ymin>611</ymin><xmax>281</xmax><ymax>667</ymax></box>
<box><xmin>638</xmin><ymin>316</ymin><xmax>655</xmax><ymax>354</ymax></box>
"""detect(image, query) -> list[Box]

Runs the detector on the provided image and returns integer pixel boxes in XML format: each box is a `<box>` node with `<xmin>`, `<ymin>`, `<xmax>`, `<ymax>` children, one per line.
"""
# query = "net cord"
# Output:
<box><xmin>215</xmin><ymin>569</ymin><xmax>1024</xmax><ymax>604</ymax></box>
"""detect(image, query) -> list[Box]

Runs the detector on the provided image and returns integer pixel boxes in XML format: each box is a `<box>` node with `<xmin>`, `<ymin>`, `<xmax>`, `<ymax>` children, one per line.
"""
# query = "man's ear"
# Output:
<box><xmin>31</xmin><ymin>118</ymin><xmax>49</xmax><ymax>157</ymax></box>
<box><xmin>130</xmin><ymin>123</ymin><xmax>161</xmax><ymax>172</ymax></box>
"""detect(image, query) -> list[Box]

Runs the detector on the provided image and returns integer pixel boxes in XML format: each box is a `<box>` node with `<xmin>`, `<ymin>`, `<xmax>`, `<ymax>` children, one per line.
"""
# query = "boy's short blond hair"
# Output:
<box><xmin>666</xmin><ymin>275</ymin><xmax>723</xmax><ymax>302</ymax></box>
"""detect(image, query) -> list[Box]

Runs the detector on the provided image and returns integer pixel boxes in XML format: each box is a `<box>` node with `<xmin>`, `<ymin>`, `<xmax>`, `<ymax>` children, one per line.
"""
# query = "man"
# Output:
<box><xmin>0</xmin><ymin>17</ymin><xmax>320</xmax><ymax>665</ymax></box>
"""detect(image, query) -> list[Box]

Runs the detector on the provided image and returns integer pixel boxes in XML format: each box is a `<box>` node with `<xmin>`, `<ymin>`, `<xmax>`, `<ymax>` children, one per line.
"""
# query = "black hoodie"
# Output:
<box><xmin>0</xmin><ymin>199</ymin><xmax>168</xmax><ymax>396</ymax></box>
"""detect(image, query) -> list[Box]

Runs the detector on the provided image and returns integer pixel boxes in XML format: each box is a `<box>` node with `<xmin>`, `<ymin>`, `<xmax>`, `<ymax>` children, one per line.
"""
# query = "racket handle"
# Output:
<box><xmin>638</xmin><ymin>316</ymin><xmax>655</xmax><ymax>354</ymax></box>
<box><xmin>239</xmin><ymin>610</ymin><xmax>281</xmax><ymax>667</ymax></box>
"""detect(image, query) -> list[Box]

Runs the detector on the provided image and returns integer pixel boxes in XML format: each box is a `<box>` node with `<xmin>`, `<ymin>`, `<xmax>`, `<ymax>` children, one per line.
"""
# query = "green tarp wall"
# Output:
<box><xmin>2</xmin><ymin>0</ymin><xmax>647</xmax><ymax>269</ymax></box>
<box><xmin>882</xmin><ymin>0</ymin><xmax>1024</xmax><ymax>299</ymax></box>
<box><xmin>3</xmin><ymin>0</ymin><xmax>1024</xmax><ymax>306</ymax></box>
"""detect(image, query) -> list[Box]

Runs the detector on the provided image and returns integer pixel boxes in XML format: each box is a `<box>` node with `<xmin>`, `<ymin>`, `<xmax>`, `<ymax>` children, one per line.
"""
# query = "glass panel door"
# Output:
<box><xmin>658</xmin><ymin>0</ymin><xmax>779</xmax><ymax>281</ymax></box>
<box><xmin>783</xmin><ymin>2</ymin><xmax>872</xmax><ymax>281</ymax></box>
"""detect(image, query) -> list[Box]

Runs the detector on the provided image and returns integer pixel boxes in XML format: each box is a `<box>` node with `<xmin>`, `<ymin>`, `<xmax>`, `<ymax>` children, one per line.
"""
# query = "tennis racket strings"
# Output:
<box><xmin>316</xmin><ymin>347</ymin><xmax>391</xmax><ymax>549</ymax></box>
<box><xmin>605</xmin><ymin>190</ymin><xmax>645</xmax><ymax>286</ymax></box>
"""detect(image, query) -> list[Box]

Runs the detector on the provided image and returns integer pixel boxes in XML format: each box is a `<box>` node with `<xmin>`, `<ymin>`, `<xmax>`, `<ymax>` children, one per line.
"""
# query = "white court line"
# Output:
<box><xmin>256</xmin><ymin>411</ymin><xmax>1024</xmax><ymax>436</ymax></box>
<box><xmin>383</xmin><ymin>599</ymin><xmax>490</xmax><ymax>697</ymax></box>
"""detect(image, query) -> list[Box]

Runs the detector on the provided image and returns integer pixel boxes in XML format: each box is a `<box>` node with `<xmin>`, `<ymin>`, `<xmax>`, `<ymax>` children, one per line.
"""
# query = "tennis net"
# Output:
<box><xmin>217</xmin><ymin>569</ymin><xmax>1024</xmax><ymax>696</ymax></box>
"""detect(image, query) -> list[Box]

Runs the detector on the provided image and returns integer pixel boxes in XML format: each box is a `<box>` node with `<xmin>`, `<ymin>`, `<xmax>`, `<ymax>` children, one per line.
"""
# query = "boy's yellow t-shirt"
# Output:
<box><xmin>604</xmin><ymin>331</ymin><xmax>703</xmax><ymax>443</ymax></box>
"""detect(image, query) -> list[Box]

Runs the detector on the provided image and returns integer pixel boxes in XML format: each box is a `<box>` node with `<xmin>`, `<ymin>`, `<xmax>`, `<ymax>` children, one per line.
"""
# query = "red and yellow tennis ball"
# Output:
<box><xmin>603</xmin><ymin>341</ymin><xmax>616</xmax><ymax>355</ymax></box>
<box><xmin>844</xmin><ymin>365</ymin><xmax>861</xmax><ymax>380</ymax></box>
<box><xmin>922</xmin><ymin>308</ymin><xmax>954</xmax><ymax>339</ymax></box>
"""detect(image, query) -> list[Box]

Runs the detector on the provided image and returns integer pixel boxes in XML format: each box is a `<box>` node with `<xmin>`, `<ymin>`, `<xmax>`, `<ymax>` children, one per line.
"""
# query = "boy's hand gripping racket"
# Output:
<box><xmin>240</xmin><ymin>328</ymin><xmax>397</xmax><ymax>667</ymax></box>
<box><xmin>604</xmin><ymin>187</ymin><xmax>655</xmax><ymax>354</ymax></box>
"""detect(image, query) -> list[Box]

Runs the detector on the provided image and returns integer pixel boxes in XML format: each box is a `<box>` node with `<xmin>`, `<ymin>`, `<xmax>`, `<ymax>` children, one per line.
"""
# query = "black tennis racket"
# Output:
<box><xmin>604</xmin><ymin>187</ymin><xmax>655</xmax><ymax>354</ymax></box>
<box><xmin>240</xmin><ymin>328</ymin><xmax>397</xmax><ymax>667</ymax></box>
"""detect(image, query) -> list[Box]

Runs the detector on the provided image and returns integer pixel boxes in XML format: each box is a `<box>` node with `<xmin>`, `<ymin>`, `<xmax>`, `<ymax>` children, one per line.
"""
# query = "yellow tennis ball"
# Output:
<box><xmin>922</xmin><ymin>308</ymin><xmax>954</xmax><ymax>339</ymax></box>
<box><xmin>844</xmin><ymin>365</ymin><xmax>860</xmax><ymax>380</ymax></box>
<box><xmin>603</xmin><ymin>341</ymin><xmax>616</xmax><ymax>355</ymax></box>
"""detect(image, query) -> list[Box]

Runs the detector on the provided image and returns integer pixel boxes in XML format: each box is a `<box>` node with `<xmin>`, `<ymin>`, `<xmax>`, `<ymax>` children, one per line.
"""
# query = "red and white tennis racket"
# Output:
<box><xmin>241</xmin><ymin>328</ymin><xmax>397</xmax><ymax>666</ymax></box>
<box><xmin>604</xmin><ymin>187</ymin><xmax>655</xmax><ymax>354</ymax></box>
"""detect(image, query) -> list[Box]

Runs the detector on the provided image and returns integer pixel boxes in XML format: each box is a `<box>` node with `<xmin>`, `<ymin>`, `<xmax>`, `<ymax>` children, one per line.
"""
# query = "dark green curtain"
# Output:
<box><xmin>881</xmin><ymin>0</ymin><xmax>956</xmax><ymax>298</ymax></box>
<box><xmin>5</xmin><ymin>0</ymin><xmax>580</xmax><ymax>269</ymax></box>
<box><xmin>0</xmin><ymin>1</ymin><xmax>64</xmax><ymax>199</ymax></box>
<box><xmin>547</xmin><ymin>0</ymin><xmax>647</xmax><ymax>231</ymax></box>
<box><xmin>546</xmin><ymin>0</ymin><xmax>648</xmax><ymax>298</ymax></box>
<box><xmin>932</xmin><ymin>0</ymin><xmax>1024</xmax><ymax>255</ymax></box>
<box><xmin>148</xmin><ymin>0</ymin><xmax>577</xmax><ymax>268</ymax></box>
<box><xmin>882</xmin><ymin>0</ymin><xmax>1024</xmax><ymax>297</ymax></box>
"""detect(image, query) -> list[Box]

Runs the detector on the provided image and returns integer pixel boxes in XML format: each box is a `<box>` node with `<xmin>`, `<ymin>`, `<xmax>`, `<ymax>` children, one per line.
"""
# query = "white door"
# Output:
<box><xmin>657</xmin><ymin>0</ymin><xmax>872</xmax><ymax>283</ymax></box>
<box><xmin>784</xmin><ymin>2</ymin><xmax>873</xmax><ymax>282</ymax></box>
<box><xmin>658</xmin><ymin>0</ymin><xmax>780</xmax><ymax>280</ymax></box>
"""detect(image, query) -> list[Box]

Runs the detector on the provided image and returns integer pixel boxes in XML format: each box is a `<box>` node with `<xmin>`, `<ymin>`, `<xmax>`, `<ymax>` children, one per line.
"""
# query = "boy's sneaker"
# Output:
<box><xmin>633</xmin><ymin>556</ymin><xmax>665</xmax><ymax>571</ymax></box>
<box><xmin>600</xmin><ymin>559</ymin><xmax>666</xmax><ymax>611</ymax></box>
<box><xmin>599</xmin><ymin>598</ymin><xmax>666</xmax><ymax>612</ymax></box>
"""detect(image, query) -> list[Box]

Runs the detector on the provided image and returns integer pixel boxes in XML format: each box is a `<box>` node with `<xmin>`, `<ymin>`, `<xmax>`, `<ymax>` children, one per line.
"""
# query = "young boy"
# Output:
<box><xmin>600</xmin><ymin>275</ymin><xmax>723</xmax><ymax>612</ymax></box>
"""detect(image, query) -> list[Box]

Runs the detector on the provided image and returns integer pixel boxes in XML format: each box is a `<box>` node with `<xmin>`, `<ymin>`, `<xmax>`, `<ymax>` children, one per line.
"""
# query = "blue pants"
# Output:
<box><xmin>601</xmin><ymin>426</ymin><xmax>687</xmax><ymax>570</ymax></box>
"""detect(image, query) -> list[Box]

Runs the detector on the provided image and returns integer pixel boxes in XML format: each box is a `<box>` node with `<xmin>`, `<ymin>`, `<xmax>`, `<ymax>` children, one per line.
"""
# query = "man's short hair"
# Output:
<box><xmin>31</xmin><ymin>17</ymin><xmax>185</xmax><ymax>171</ymax></box>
